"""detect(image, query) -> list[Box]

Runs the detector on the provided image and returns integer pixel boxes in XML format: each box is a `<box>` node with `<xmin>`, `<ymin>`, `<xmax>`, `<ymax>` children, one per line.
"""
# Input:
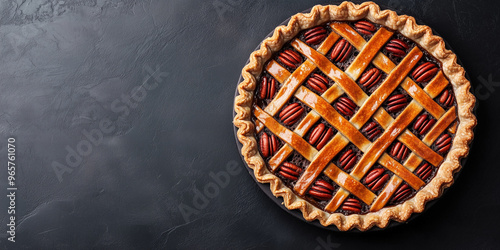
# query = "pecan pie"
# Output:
<box><xmin>233</xmin><ymin>2</ymin><xmax>476</xmax><ymax>231</ymax></box>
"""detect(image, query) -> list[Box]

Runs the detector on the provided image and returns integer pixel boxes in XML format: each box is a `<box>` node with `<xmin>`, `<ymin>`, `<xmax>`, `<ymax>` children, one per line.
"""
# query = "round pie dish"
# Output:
<box><xmin>233</xmin><ymin>1</ymin><xmax>476</xmax><ymax>231</ymax></box>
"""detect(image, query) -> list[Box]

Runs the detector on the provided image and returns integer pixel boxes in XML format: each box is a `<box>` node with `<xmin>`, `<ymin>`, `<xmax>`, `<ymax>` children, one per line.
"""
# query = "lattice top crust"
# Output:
<box><xmin>234</xmin><ymin>2</ymin><xmax>476</xmax><ymax>231</ymax></box>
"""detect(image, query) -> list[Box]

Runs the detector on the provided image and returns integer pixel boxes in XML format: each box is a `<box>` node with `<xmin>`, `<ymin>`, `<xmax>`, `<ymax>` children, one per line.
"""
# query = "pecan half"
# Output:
<box><xmin>342</xmin><ymin>198</ymin><xmax>362</xmax><ymax>213</ymax></box>
<box><xmin>308</xmin><ymin>179</ymin><xmax>334</xmax><ymax>200</ymax></box>
<box><xmin>435</xmin><ymin>134</ymin><xmax>452</xmax><ymax>154</ymax></box>
<box><xmin>362</xmin><ymin>122</ymin><xmax>382</xmax><ymax>141</ymax></box>
<box><xmin>278</xmin><ymin>49</ymin><xmax>302</xmax><ymax>69</ymax></box>
<box><xmin>364</xmin><ymin>168</ymin><xmax>390</xmax><ymax>192</ymax></box>
<box><xmin>335</xmin><ymin>97</ymin><xmax>357</xmax><ymax>117</ymax></box>
<box><xmin>330</xmin><ymin>39</ymin><xmax>353</xmax><ymax>63</ymax></box>
<box><xmin>439</xmin><ymin>89</ymin><xmax>454</xmax><ymax>107</ymax></box>
<box><xmin>354</xmin><ymin>20</ymin><xmax>376</xmax><ymax>35</ymax></box>
<box><xmin>279</xmin><ymin>103</ymin><xmax>305</xmax><ymax>126</ymax></box>
<box><xmin>411</xmin><ymin>62</ymin><xmax>439</xmax><ymax>83</ymax></box>
<box><xmin>390</xmin><ymin>141</ymin><xmax>410</xmax><ymax>161</ymax></box>
<box><xmin>304</xmin><ymin>26</ymin><xmax>328</xmax><ymax>45</ymax></box>
<box><xmin>307</xmin><ymin>73</ymin><xmax>328</xmax><ymax>93</ymax></box>
<box><xmin>278</xmin><ymin>162</ymin><xmax>302</xmax><ymax>181</ymax></box>
<box><xmin>415</xmin><ymin>162</ymin><xmax>433</xmax><ymax>181</ymax></box>
<box><xmin>413</xmin><ymin>114</ymin><xmax>436</xmax><ymax>136</ymax></box>
<box><xmin>385</xmin><ymin>39</ymin><xmax>409</xmax><ymax>57</ymax></box>
<box><xmin>391</xmin><ymin>183</ymin><xmax>412</xmax><ymax>203</ymax></box>
<box><xmin>386</xmin><ymin>94</ymin><xmax>408</xmax><ymax>113</ymax></box>
<box><xmin>338</xmin><ymin>149</ymin><xmax>357</xmax><ymax>170</ymax></box>
<box><xmin>359</xmin><ymin>68</ymin><xmax>382</xmax><ymax>90</ymax></box>
<box><xmin>259</xmin><ymin>132</ymin><xmax>278</xmax><ymax>158</ymax></box>
<box><xmin>309</xmin><ymin>123</ymin><xmax>334</xmax><ymax>150</ymax></box>
<box><xmin>259</xmin><ymin>76</ymin><xmax>277</xmax><ymax>99</ymax></box>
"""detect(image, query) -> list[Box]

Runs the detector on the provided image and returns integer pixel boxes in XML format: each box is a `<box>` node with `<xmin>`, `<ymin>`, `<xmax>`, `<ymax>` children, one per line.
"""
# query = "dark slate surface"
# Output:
<box><xmin>0</xmin><ymin>0</ymin><xmax>498</xmax><ymax>249</ymax></box>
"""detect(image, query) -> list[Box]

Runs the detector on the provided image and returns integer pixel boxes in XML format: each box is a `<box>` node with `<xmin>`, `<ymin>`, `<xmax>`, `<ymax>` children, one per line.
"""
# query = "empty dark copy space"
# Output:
<box><xmin>0</xmin><ymin>0</ymin><xmax>498</xmax><ymax>249</ymax></box>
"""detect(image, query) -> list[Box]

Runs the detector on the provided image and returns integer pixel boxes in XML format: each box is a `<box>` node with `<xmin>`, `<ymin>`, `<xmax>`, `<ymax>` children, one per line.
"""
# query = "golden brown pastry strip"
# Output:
<box><xmin>345</xmin><ymin>28</ymin><xmax>394</xmax><ymax>80</ymax></box>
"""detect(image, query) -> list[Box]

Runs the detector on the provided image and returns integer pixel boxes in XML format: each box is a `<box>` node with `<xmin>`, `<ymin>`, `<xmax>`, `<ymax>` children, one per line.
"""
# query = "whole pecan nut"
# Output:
<box><xmin>335</xmin><ymin>97</ymin><xmax>357</xmax><ymax>117</ymax></box>
<box><xmin>278</xmin><ymin>49</ymin><xmax>303</xmax><ymax>69</ymax></box>
<box><xmin>309</xmin><ymin>123</ymin><xmax>334</xmax><ymax>150</ymax></box>
<box><xmin>415</xmin><ymin>162</ymin><xmax>433</xmax><ymax>180</ymax></box>
<box><xmin>330</xmin><ymin>39</ymin><xmax>353</xmax><ymax>63</ymax></box>
<box><xmin>364</xmin><ymin>168</ymin><xmax>390</xmax><ymax>192</ymax></box>
<box><xmin>304</xmin><ymin>26</ymin><xmax>328</xmax><ymax>45</ymax></box>
<box><xmin>308</xmin><ymin>179</ymin><xmax>334</xmax><ymax>200</ymax></box>
<box><xmin>279</xmin><ymin>103</ymin><xmax>305</xmax><ymax>126</ymax></box>
<box><xmin>435</xmin><ymin>134</ymin><xmax>452</xmax><ymax>154</ymax></box>
<box><xmin>391</xmin><ymin>183</ymin><xmax>412</xmax><ymax>203</ymax></box>
<box><xmin>390</xmin><ymin>141</ymin><xmax>410</xmax><ymax>161</ymax></box>
<box><xmin>359</xmin><ymin>68</ymin><xmax>382</xmax><ymax>90</ymax></box>
<box><xmin>439</xmin><ymin>89</ymin><xmax>454</xmax><ymax>107</ymax></box>
<box><xmin>354</xmin><ymin>20</ymin><xmax>376</xmax><ymax>35</ymax></box>
<box><xmin>386</xmin><ymin>94</ymin><xmax>408</xmax><ymax>113</ymax></box>
<box><xmin>411</xmin><ymin>62</ymin><xmax>439</xmax><ymax>83</ymax></box>
<box><xmin>278</xmin><ymin>162</ymin><xmax>302</xmax><ymax>181</ymax></box>
<box><xmin>385</xmin><ymin>39</ymin><xmax>409</xmax><ymax>57</ymax></box>
<box><xmin>413</xmin><ymin>114</ymin><xmax>436</xmax><ymax>135</ymax></box>
<box><xmin>362</xmin><ymin>121</ymin><xmax>382</xmax><ymax>141</ymax></box>
<box><xmin>342</xmin><ymin>198</ymin><xmax>362</xmax><ymax>213</ymax></box>
<box><xmin>338</xmin><ymin>149</ymin><xmax>357</xmax><ymax>170</ymax></box>
<box><xmin>307</xmin><ymin>73</ymin><xmax>329</xmax><ymax>93</ymax></box>
<box><xmin>259</xmin><ymin>132</ymin><xmax>278</xmax><ymax>158</ymax></box>
<box><xmin>259</xmin><ymin>76</ymin><xmax>277</xmax><ymax>99</ymax></box>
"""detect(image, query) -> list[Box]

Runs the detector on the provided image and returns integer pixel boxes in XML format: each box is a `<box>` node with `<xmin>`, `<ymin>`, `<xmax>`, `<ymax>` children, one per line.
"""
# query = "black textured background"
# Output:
<box><xmin>0</xmin><ymin>0</ymin><xmax>498</xmax><ymax>249</ymax></box>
